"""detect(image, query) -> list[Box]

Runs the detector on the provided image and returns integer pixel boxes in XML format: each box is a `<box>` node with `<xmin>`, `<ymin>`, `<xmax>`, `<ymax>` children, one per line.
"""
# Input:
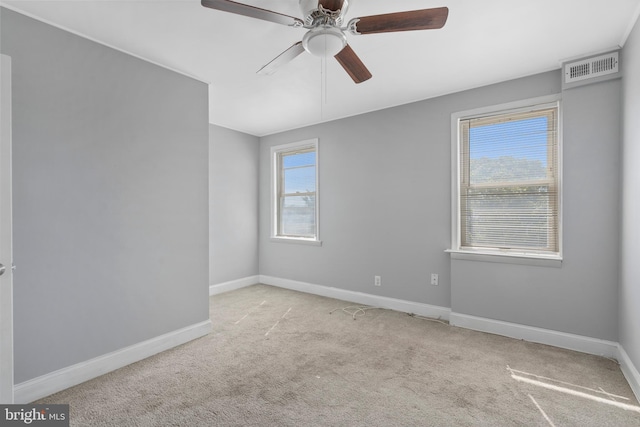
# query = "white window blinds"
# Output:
<box><xmin>459</xmin><ymin>106</ymin><xmax>559</xmax><ymax>254</ymax></box>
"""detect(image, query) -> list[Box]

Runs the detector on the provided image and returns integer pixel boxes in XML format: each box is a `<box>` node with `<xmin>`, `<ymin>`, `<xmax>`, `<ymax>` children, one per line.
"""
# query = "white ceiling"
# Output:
<box><xmin>2</xmin><ymin>0</ymin><xmax>639</xmax><ymax>136</ymax></box>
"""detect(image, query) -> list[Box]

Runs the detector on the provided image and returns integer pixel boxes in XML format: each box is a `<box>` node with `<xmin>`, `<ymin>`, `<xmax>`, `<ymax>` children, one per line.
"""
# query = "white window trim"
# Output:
<box><xmin>270</xmin><ymin>139</ymin><xmax>321</xmax><ymax>246</ymax></box>
<box><xmin>449</xmin><ymin>95</ymin><xmax>563</xmax><ymax>266</ymax></box>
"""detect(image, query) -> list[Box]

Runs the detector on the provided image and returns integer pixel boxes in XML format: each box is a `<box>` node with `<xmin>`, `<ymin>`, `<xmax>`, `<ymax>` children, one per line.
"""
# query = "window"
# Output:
<box><xmin>451</xmin><ymin>97</ymin><xmax>561</xmax><ymax>260</ymax></box>
<box><xmin>271</xmin><ymin>139</ymin><xmax>320</xmax><ymax>244</ymax></box>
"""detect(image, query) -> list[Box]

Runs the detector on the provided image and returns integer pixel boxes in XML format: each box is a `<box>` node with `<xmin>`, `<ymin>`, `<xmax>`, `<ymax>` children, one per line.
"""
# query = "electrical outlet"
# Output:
<box><xmin>430</xmin><ymin>273</ymin><xmax>439</xmax><ymax>286</ymax></box>
<box><xmin>374</xmin><ymin>276</ymin><xmax>381</xmax><ymax>286</ymax></box>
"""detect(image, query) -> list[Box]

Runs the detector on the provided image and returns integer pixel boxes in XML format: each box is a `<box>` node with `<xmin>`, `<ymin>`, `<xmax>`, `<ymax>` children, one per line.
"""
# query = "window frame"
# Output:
<box><xmin>449</xmin><ymin>95</ymin><xmax>562</xmax><ymax>266</ymax></box>
<box><xmin>270</xmin><ymin>139</ymin><xmax>321</xmax><ymax>246</ymax></box>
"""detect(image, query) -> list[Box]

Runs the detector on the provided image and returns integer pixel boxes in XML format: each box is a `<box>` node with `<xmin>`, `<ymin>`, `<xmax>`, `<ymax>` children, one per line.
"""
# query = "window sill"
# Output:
<box><xmin>270</xmin><ymin>237</ymin><xmax>322</xmax><ymax>247</ymax></box>
<box><xmin>445</xmin><ymin>249</ymin><xmax>562</xmax><ymax>268</ymax></box>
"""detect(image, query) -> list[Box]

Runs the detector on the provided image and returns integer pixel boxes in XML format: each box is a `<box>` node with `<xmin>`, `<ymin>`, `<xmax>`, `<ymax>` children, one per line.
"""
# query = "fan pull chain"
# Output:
<box><xmin>320</xmin><ymin>57</ymin><xmax>327</xmax><ymax>121</ymax></box>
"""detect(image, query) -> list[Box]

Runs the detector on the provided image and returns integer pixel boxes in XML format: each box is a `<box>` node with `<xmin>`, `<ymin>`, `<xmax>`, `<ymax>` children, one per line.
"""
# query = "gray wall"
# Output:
<box><xmin>259</xmin><ymin>69</ymin><xmax>622</xmax><ymax>342</ymax></box>
<box><xmin>259</xmin><ymin>97</ymin><xmax>455</xmax><ymax>306</ymax></box>
<box><xmin>621</xmin><ymin>18</ymin><xmax>640</xmax><ymax>371</ymax></box>
<box><xmin>1</xmin><ymin>9</ymin><xmax>210</xmax><ymax>383</ymax></box>
<box><xmin>209</xmin><ymin>124</ymin><xmax>259</xmax><ymax>284</ymax></box>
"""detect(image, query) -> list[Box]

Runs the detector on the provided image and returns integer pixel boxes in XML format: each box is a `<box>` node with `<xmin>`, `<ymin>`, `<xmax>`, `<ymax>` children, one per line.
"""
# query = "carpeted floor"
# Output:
<box><xmin>37</xmin><ymin>284</ymin><xmax>640</xmax><ymax>426</ymax></box>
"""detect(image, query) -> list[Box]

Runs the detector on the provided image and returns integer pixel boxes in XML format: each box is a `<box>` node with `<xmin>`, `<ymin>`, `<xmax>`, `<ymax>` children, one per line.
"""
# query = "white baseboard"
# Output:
<box><xmin>14</xmin><ymin>320</ymin><xmax>212</xmax><ymax>404</ymax></box>
<box><xmin>209</xmin><ymin>275</ymin><xmax>259</xmax><ymax>296</ymax></box>
<box><xmin>618</xmin><ymin>345</ymin><xmax>640</xmax><ymax>402</ymax></box>
<box><xmin>259</xmin><ymin>275</ymin><xmax>451</xmax><ymax>321</ymax></box>
<box><xmin>450</xmin><ymin>312</ymin><xmax>619</xmax><ymax>359</ymax></box>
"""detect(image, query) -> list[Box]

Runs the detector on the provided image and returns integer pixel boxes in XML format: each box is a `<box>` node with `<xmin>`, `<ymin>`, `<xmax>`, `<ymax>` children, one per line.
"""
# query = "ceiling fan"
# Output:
<box><xmin>201</xmin><ymin>0</ymin><xmax>449</xmax><ymax>83</ymax></box>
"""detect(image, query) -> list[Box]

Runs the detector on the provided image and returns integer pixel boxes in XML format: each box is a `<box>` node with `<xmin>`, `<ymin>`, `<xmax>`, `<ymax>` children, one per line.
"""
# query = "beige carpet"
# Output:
<box><xmin>37</xmin><ymin>284</ymin><xmax>640</xmax><ymax>426</ymax></box>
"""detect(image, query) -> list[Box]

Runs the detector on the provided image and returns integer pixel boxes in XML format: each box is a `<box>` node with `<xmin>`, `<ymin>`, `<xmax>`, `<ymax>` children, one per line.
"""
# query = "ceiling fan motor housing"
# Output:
<box><xmin>299</xmin><ymin>0</ymin><xmax>350</xmax><ymax>25</ymax></box>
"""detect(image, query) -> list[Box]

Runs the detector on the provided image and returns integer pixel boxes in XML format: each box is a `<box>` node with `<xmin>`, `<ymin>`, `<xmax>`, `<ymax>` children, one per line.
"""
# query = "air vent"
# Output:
<box><xmin>564</xmin><ymin>51</ymin><xmax>619</xmax><ymax>84</ymax></box>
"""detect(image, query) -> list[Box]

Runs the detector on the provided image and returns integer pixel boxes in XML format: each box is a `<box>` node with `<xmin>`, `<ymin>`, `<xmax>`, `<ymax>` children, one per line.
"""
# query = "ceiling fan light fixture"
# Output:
<box><xmin>302</xmin><ymin>26</ymin><xmax>347</xmax><ymax>57</ymax></box>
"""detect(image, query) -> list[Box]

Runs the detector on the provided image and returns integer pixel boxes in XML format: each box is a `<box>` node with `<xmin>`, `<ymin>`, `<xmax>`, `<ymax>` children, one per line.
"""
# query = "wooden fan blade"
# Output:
<box><xmin>354</xmin><ymin>7</ymin><xmax>448</xmax><ymax>34</ymax></box>
<box><xmin>201</xmin><ymin>0</ymin><xmax>303</xmax><ymax>27</ymax></box>
<box><xmin>257</xmin><ymin>42</ymin><xmax>306</xmax><ymax>75</ymax></box>
<box><xmin>334</xmin><ymin>44</ymin><xmax>372</xmax><ymax>84</ymax></box>
<box><xmin>318</xmin><ymin>0</ymin><xmax>344</xmax><ymax>12</ymax></box>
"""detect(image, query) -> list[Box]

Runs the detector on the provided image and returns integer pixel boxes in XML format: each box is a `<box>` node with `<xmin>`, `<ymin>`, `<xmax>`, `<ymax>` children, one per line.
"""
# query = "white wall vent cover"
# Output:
<box><xmin>564</xmin><ymin>51</ymin><xmax>619</xmax><ymax>84</ymax></box>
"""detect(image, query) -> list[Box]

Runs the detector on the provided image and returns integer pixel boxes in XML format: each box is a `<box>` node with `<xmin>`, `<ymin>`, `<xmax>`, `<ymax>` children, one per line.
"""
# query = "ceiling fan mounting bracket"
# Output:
<box><xmin>345</xmin><ymin>18</ymin><xmax>361</xmax><ymax>35</ymax></box>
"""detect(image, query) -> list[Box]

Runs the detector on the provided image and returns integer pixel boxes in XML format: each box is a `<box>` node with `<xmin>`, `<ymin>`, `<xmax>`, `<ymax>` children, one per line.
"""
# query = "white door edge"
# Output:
<box><xmin>0</xmin><ymin>53</ymin><xmax>14</xmax><ymax>404</ymax></box>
